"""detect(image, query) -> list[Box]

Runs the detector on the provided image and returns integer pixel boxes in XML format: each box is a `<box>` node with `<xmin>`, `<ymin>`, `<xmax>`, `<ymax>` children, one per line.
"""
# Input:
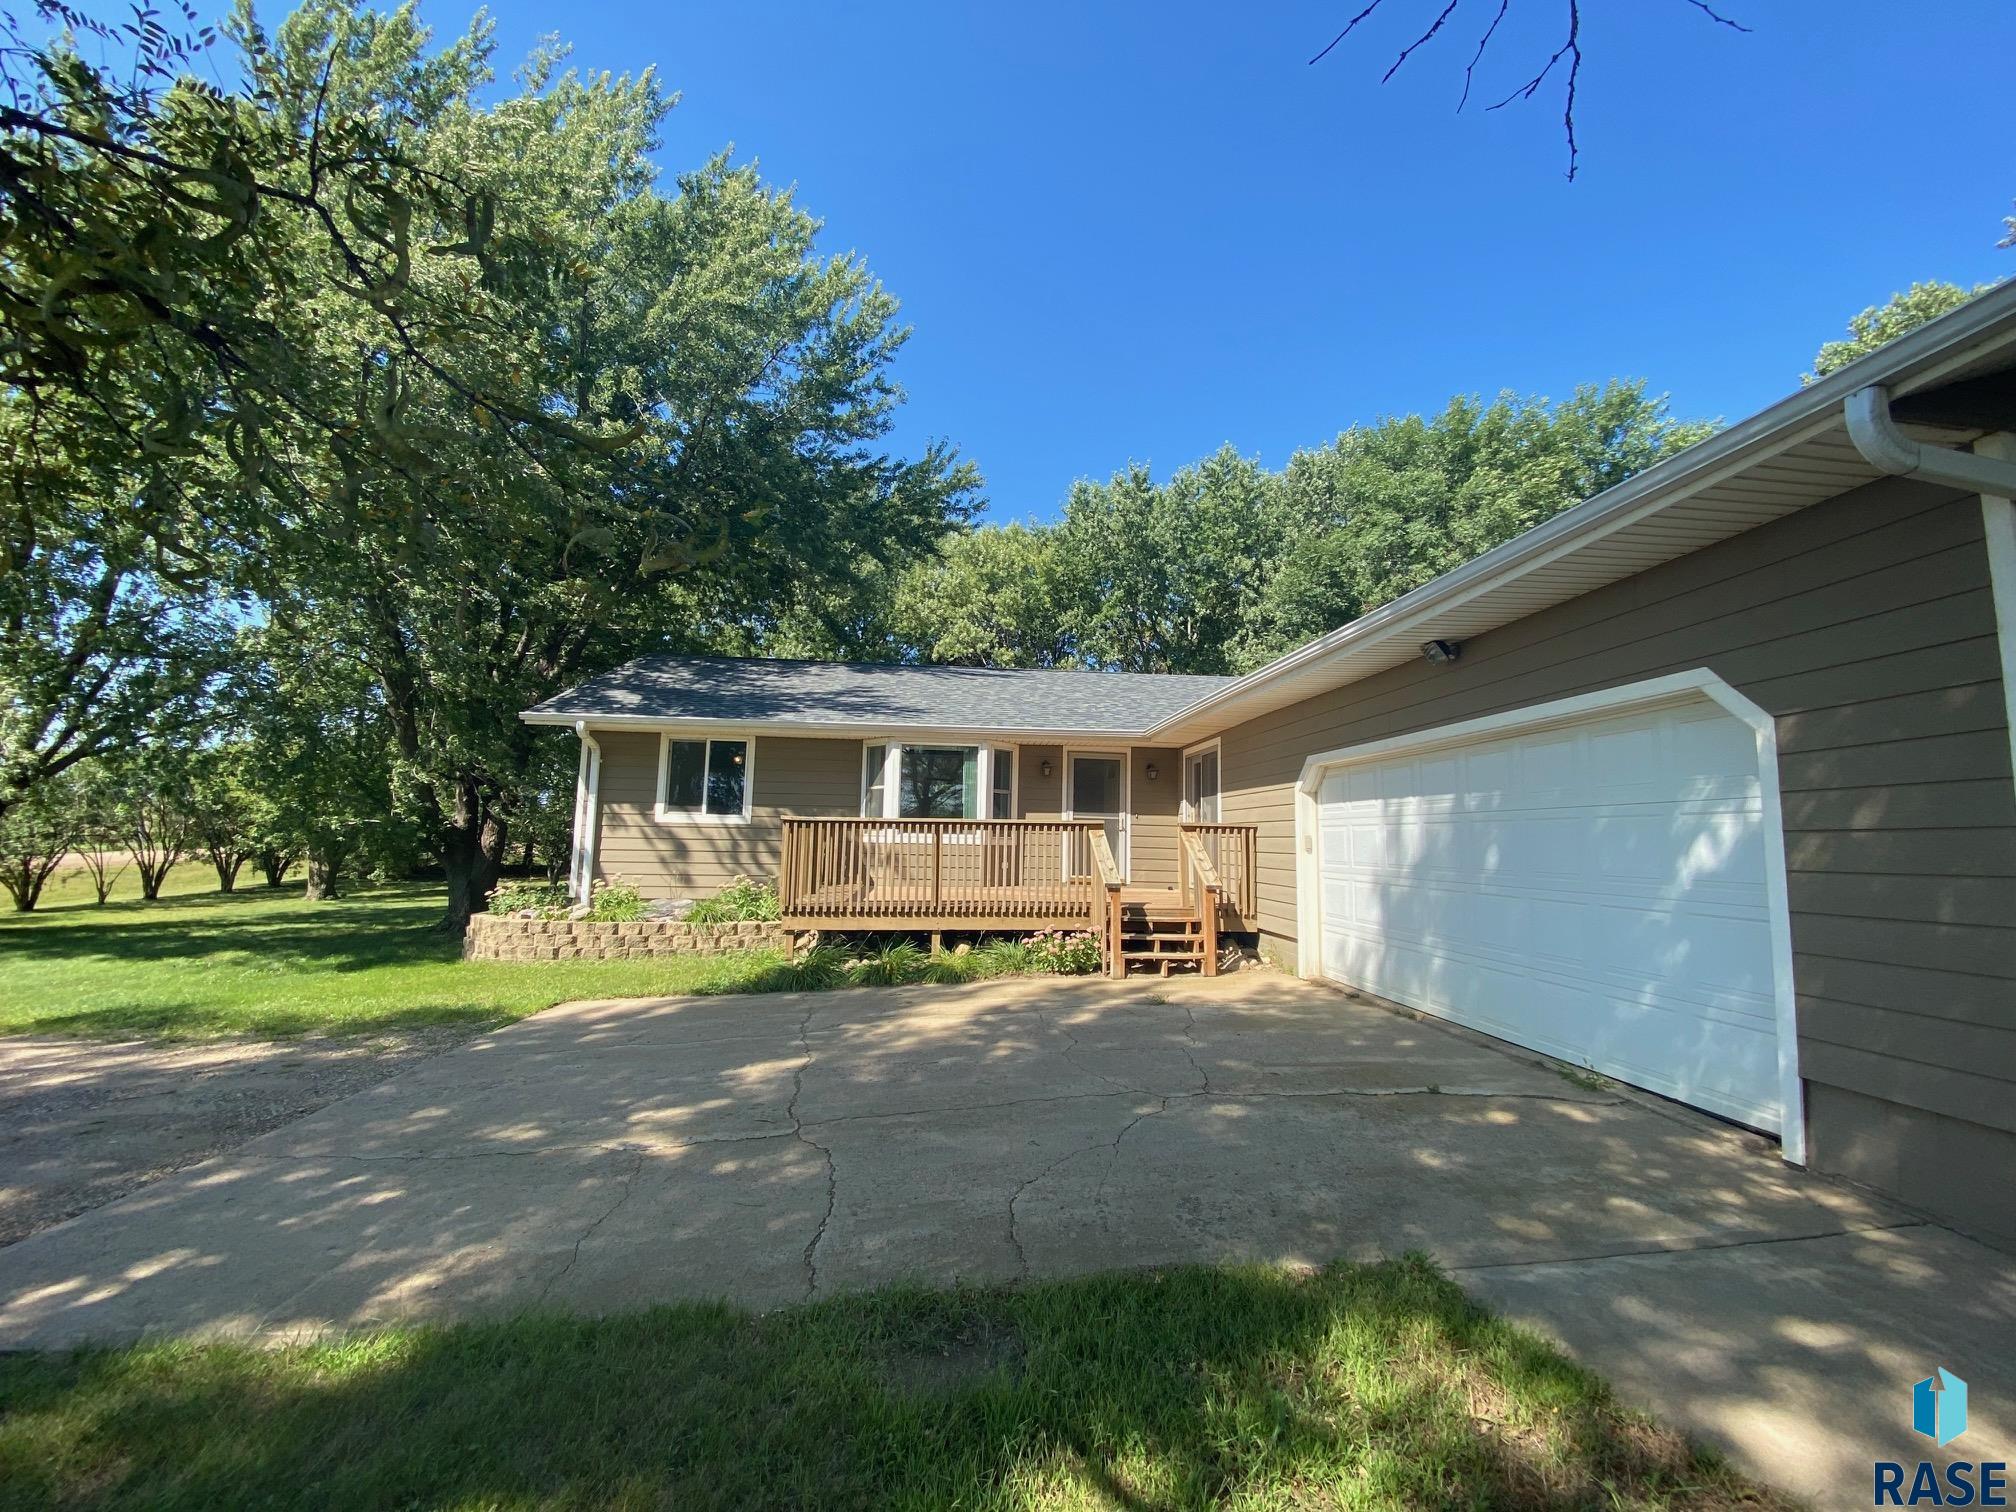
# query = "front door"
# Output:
<box><xmin>1066</xmin><ymin>752</ymin><xmax>1128</xmax><ymax>880</ymax></box>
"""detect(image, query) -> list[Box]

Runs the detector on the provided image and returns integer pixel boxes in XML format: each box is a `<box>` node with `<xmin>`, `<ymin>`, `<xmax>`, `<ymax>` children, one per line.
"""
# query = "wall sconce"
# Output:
<box><xmin>1040</xmin><ymin>759</ymin><xmax>1054</xmax><ymax>779</ymax></box>
<box><xmin>1421</xmin><ymin>639</ymin><xmax>1462</xmax><ymax>665</ymax></box>
<box><xmin>1144</xmin><ymin>762</ymin><xmax>1160</xmax><ymax>781</ymax></box>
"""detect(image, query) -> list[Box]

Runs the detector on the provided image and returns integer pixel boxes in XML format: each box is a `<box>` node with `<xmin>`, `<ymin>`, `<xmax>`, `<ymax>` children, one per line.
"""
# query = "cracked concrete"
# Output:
<box><xmin>0</xmin><ymin>971</ymin><xmax>2007</xmax><ymax>1504</ymax></box>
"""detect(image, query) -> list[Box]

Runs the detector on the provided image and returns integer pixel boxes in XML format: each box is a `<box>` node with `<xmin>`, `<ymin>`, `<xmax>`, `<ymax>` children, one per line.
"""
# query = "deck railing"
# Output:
<box><xmin>1179</xmin><ymin>823</ymin><xmax>1258</xmax><ymax>922</ymax></box>
<box><xmin>779</xmin><ymin>818</ymin><xmax>1108</xmax><ymax>926</ymax></box>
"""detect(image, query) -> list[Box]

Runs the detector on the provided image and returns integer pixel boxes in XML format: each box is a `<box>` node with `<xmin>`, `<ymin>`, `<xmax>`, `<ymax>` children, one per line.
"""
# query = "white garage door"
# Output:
<box><xmin>1315</xmin><ymin>696</ymin><xmax>1783</xmax><ymax>1131</ymax></box>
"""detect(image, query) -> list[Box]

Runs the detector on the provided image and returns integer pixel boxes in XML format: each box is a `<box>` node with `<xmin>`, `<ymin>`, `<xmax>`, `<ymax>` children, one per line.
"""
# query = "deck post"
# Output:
<box><xmin>1201</xmin><ymin>886</ymin><xmax>1220</xmax><ymax>977</ymax></box>
<box><xmin>1107</xmin><ymin>887</ymin><xmax>1124</xmax><ymax>979</ymax></box>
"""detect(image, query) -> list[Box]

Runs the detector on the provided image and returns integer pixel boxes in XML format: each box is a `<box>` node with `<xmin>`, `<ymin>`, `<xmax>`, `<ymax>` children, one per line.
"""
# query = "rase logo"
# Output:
<box><xmin>1875</xmin><ymin>1368</ymin><xmax>2006</xmax><ymax>1507</ymax></box>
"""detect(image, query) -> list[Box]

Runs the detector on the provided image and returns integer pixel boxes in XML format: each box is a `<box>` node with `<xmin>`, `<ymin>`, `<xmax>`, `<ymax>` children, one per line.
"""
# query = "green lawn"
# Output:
<box><xmin>0</xmin><ymin>868</ymin><xmax>795</xmax><ymax>1040</ymax></box>
<box><xmin>0</xmin><ymin>1257</ymin><xmax>1778</xmax><ymax>1511</ymax></box>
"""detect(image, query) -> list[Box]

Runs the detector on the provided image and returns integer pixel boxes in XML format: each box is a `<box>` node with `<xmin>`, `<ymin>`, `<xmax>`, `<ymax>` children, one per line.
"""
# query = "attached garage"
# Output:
<box><xmin>1295</xmin><ymin>673</ymin><xmax>1802</xmax><ymax>1149</ymax></box>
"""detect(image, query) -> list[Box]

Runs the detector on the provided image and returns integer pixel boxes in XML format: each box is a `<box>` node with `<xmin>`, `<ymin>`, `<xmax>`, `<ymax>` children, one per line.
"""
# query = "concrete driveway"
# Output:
<box><xmin>2</xmin><ymin>971</ymin><xmax>2009</xmax><ymax>1500</ymax></box>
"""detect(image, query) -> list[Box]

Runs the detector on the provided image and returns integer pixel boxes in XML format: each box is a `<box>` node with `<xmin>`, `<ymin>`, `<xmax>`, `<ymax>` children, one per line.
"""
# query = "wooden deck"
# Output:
<box><xmin>779</xmin><ymin>818</ymin><xmax>1256</xmax><ymax>975</ymax></box>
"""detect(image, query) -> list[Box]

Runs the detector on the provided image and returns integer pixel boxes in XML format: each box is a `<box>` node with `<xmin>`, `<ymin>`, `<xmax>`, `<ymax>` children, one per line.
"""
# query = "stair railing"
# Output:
<box><xmin>1180</xmin><ymin>829</ymin><xmax>1225</xmax><ymax>978</ymax></box>
<box><xmin>1086</xmin><ymin>828</ymin><xmax>1125</xmax><ymax>978</ymax></box>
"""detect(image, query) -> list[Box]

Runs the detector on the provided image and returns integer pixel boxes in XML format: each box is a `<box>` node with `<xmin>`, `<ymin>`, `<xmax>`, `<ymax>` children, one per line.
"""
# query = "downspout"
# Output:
<box><xmin>1843</xmin><ymin>386</ymin><xmax>2016</xmax><ymax>496</ymax></box>
<box><xmin>1847</xmin><ymin>386</ymin><xmax>2016</xmax><ymax>815</ymax></box>
<box><xmin>571</xmin><ymin>721</ymin><xmax>603</xmax><ymax>905</ymax></box>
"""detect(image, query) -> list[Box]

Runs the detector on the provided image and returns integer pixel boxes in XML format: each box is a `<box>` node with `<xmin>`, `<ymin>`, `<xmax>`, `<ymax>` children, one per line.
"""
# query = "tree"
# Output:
<box><xmin>889</xmin><ymin>525</ymin><xmax>1074</xmax><ymax>667</ymax></box>
<box><xmin>240</xmin><ymin>624</ymin><xmax>403</xmax><ymax>903</ymax></box>
<box><xmin>1234</xmin><ymin>382</ymin><xmax>1713</xmax><ymax>667</ymax></box>
<box><xmin>187</xmin><ymin>743</ymin><xmax>262</xmax><ymax>892</ymax></box>
<box><xmin>1806</xmin><ymin>281</ymin><xmax>2000</xmax><ymax>383</ymax></box>
<box><xmin>107</xmin><ymin>750</ymin><xmax>194</xmax><ymax>901</ymax></box>
<box><xmin>0</xmin><ymin>769</ymin><xmax>80</xmax><ymax>910</ymax></box>
<box><xmin>0</xmin><ymin>0</ymin><xmax>672</xmax><ymax>821</ymax></box>
<box><xmin>261</xmin><ymin>8</ymin><xmax>975</xmax><ymax>929</ymax></box>
<box><xmin>1055</xmin><ymin>447</ymin><xmax>1278</xmax><ymax>674</ymax></box>
<box><xmin>67</xmin><ymin>761</ymin><xmax>130</xmax><ymax>904</ymax></box>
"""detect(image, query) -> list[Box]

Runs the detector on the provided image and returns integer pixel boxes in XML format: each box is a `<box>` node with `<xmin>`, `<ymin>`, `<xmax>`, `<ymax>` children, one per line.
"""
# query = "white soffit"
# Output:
<box><xmin>1149</xmin><ymin>282</ymin><xmax>2016</xmax><ymax>747</ymax></box>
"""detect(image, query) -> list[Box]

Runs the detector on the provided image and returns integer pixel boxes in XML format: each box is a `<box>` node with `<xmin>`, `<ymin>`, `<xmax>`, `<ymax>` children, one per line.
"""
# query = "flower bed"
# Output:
<box><xmin>463</xmin><ymin>913</ymin><xmax>791</xmax><ymax>961</ymax></box>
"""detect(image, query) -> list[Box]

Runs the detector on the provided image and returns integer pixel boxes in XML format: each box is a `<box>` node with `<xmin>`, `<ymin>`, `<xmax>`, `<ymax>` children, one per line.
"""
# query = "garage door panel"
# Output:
<box><xmin>1316</xmin><ymin>697</ymin><xmax>1783</xmax><ymax>1132</ymax></box>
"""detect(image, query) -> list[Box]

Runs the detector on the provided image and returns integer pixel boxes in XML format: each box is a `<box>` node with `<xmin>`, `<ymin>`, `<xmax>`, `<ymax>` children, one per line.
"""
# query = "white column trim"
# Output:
<box><xmin>1977</xmin><ymin>434</ymin><xmax>2016</xmax><ymax>799</ymax></box>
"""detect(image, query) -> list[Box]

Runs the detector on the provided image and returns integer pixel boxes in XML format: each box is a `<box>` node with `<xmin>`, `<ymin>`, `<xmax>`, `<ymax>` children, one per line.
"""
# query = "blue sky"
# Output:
<box><xmin>442</xmin><ymin>4</ymin><xmax>2010</xmax><ymax>517</ymax></box>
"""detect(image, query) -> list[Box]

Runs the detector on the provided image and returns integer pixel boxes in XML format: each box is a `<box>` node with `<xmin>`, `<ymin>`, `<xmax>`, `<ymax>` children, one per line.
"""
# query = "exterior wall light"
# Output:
<box><xmin>1144</xmin><ymin>762</ymin><xmax>1160</xmax><ymax>781</ymax></box>
<box><xmin>1040</xmin><ymin>759</ymin><xmax>1054</xmax><ymax>779</ymax></box>
<box><xmin>1421</xmin><ymin>639</ymin><xmax>1462</xmax><ymax>665</ymax></box>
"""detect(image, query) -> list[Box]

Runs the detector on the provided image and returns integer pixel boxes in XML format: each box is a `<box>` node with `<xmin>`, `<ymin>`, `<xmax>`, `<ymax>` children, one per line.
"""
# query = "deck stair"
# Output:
<box><xmin>1115</xmin><ymin>890</ymin><xmax>1208</xmax><ymax>976</ymax></box>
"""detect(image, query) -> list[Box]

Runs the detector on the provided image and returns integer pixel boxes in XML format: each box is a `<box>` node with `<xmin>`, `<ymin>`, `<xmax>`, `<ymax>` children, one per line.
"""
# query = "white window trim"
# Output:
<box><xmin>654</xmin><ymin>732</ymin><xmax>755</xmax><ymax>825</ymax></box>
<box><xmin>1179</xmin><ymin>736</ymin><xmax>1222</xmax><ymax>824</ymax></box>
<box><xmin>858</xmin><ymin>739</ymin><xmax>1021</xmax><ymax>822</ymax></box>
<box><xmin>1289</xmin><ymin>668</ymin><xmax>1806</xmax><ymax>1169</ymax></box>
<box><xmin>1063</xmin><ymin>747</ymin><xmax>1131</xmax><ymax>879</ymax></box>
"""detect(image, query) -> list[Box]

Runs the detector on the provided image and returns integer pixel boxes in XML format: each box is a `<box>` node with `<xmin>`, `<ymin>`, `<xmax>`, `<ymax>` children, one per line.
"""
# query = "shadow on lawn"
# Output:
<box><xmin>0</xmin><ymin>892</ymin><xmax>455</xmax><ymax>976</ymax></box>
<box><xmin>0</xmin><ymin>1260</ymin><xmax>1768</xmax><ymax>1511</ymax></box>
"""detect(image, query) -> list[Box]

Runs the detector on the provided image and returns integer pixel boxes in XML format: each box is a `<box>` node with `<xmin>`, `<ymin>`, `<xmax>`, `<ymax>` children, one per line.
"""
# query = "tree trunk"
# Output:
<box><xmin>303</xmin><ymin>850</ymin><xmax>342</xmax><ymax>901</ymax></box>
<box><xmin>137</xmin><ymin>859</ymin><xmax>171</xmax><ymax>901</ymax></box>
<box><xmin>212</xmin><ymin>851</ymin><xmax>244</xmax><ymax>893</ymax></box>
<box><xmin>438</xmin><ymin>792</ymin><xmax>510</xmax><ymax>934</ymax></box>
<box><xmin>259</xmin><ymin>849</ymin><xmax>296</xmax><ymax>888</ymax></box>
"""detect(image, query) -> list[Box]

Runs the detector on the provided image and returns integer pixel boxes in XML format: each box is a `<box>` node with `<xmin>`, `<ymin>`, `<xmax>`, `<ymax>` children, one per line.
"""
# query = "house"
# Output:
<box><xmin>525</xmin><ymin>282</ymin><xmax>2016</xmax><ymax>1247</ymax></box>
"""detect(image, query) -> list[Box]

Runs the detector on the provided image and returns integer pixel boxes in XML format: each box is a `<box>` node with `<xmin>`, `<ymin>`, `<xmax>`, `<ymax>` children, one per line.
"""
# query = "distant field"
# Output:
<box><xmin>0</xmin><ymin>869</ymin><xmax>792</xmax><ymax>1041</ymax></box>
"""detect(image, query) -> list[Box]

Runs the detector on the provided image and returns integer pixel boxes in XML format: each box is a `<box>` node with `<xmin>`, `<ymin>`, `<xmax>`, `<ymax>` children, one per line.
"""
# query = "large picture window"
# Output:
<box><xmin>901</xmin><ymin>746</ymin><xmax>977</xmax><ymax>818</ymax></box>
<box><xmin>860</xmin><ymin>743</ymin><xmax>1017</xmax><ymax>821</ymax></box>
<box><xmin>658</xmin><ymin>736</ymin><xmax>750</xmax><ymax>822</ymax></box>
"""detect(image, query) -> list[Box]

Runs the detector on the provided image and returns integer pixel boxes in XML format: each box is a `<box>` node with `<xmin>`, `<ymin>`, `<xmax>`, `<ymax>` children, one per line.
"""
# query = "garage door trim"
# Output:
<box><xmin>1292</xmin><ymin>668</ymin><xmax>1805</xmax><ymax>1166</ymax></box>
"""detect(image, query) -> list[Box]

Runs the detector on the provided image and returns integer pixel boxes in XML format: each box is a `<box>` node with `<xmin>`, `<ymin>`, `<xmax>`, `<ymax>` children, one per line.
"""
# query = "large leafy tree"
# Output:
<box><xmin>889</xmin><ymin>524</ymin><xmax>1073</xmax><ymax>668</ymax></box>
<box><xmin>263</xmin><ymin>7</ymin><xmax>974</xmax><ymax>926</ymax></box>
<box><xmin>1234</xmin><ymin>382</ymin><xmax>1713</xmax><ymax>667</ymax></box>
<box><xmin>1054</xmin><ymin>447</ymin><xmax>1277</xmax><ymax>675</ymax></box>
<box><xmin>1806</xmin><ymin>280</ymin><xmax>2000</xmax><ymax>383</ymax></box>
<box><xmin>0</xmin><ymin>0</ymin><xmax>620</xmax><ymax>818</ymax></box>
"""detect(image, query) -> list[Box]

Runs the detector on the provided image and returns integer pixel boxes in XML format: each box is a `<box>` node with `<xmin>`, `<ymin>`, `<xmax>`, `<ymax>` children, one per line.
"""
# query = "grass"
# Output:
<box><xmin>0</xmin><ymin>1257</ymin><xmax>1781</xmax><ymax>1511</ymax></box>
<box><xmin>0</xmin><ymin>868</ymin><xmax>801</xmax><ymax>1041</ymax></box>
<box><xmin>0</xmin><ymin>867</ymin><xmax>1096</xmax><ymax>1042</ymax></box>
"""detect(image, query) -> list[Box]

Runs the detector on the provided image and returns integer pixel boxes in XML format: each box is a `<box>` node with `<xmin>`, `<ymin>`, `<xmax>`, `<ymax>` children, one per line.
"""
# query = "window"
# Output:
<box><xmin>1184</xmin><ymin>744</ymin><xmax>1220</xmax><ymax>823</ymax></box>
<box><xmin>862</xmin><ymin>743</ymin><xmax>888</xmax><ymax>818</ymax></box>
<box><xmin>900</xmin><ymin>746</ymin><xmax>977</xmax><ymax>818</ymax></box>
<box><xmin>859</xmin><ymin>742</ymin><xmax>1015</xmax><ymax>820</ymax></box>
<box><xmin>990</xmin><ymin>747</ymin><xmax>1015</xmax><ymax>819</ymax></box>
<box><xmin>658</xmin><ymin>737</ymin><xmax>750</xmax><ymax>822</ymax></box>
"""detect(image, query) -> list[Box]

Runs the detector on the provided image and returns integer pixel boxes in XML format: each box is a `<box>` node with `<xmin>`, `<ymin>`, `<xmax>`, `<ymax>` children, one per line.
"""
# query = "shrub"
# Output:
<box><xmin>768</xmin><ymin>944</ymin><xmax>846</xmax><ymax>992</ymax></box>
<box><xmin>846</xmin><ymin>939</ymin><xmax>927</xmax><ymax>987</ymax></box>
<box><xmin>1027</xmin><ymin>928</ymin><xmax>1102</xmax><ymax>976</ymax></box>
<box><xmin>918</xmin><ymin>949</ymin><xmax>982</xmax><ymax>986</ymax></box>
<box><xmin>684</xmin><ymin>876</ymin><xmax>781</xmax><ymax>924</ymax></box>
<box><xmin>586</xmin><ymin>878</ymin><xmax>647</xmax><ymax>922</ymax></box>
<box><xmin>489</xmin><ymin>878</ymin><xmax>570</xmax><ymax>917</ymax></box>
<box><xmin>969</xmin><ymin>937</ymin><xmax>1039</xmax><ymax>976</ymax></box>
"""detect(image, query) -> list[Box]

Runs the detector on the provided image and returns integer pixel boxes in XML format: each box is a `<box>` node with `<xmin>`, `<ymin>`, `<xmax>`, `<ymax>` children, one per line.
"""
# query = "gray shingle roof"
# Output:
<box><xmin>523</xmin><ymin>656</ymin><xmax>1238</xmax><ymax>736</ymax></box>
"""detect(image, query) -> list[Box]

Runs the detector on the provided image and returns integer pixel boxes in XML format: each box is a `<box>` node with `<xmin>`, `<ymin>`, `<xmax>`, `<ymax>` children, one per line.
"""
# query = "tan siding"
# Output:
<box><xmin>1127</xmin><ymin>748</ymin><xmax>1183</xmax><ymax>887</ymax></box>
<box><xmin>1214</xmin><ymin>475</ymin><xmax>2016</xmax><ymax>1235</ymax></box>
<box><xmin>1018</xmin><ymin>745</ymin><xmax>1064</xmax><ymax>819</ymax></box>
<box><xmin>593</xmin><ymin>734</ymin><xmax>859</xmax><ymax>897</ymax></box>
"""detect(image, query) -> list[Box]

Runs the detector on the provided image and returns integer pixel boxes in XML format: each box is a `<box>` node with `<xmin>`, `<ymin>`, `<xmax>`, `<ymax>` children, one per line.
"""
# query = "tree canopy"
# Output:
<box><xmin>1</xmin><ymin>0</ymin><xmax>975</xmax><ymax>922</ymax></box>
<box><xmin>859</xmin><ymin>381</ymin><xmax>1712</xmax><ymax>677</ymax></box>
<box><xmin>1805</xmin><ymin>280</ymin><xmax>2001</xmax><ymax>383</ymax></box>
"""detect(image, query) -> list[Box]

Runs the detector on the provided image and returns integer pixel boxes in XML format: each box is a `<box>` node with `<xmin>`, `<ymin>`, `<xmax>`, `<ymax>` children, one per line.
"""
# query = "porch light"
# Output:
<box><xmin>1421</xmin><ymin>639</ymin><xmax>1462</xmax><ymax>665</ymax></box>
<box><xmin>1040</xmin><ymin>759</ymin><xmax>1054</xmax><ymax>779</ymax></box>
<box><xmin>1144</xmin><ymin>762</ymin><xmax>1160</xmax><ymax>781</ymax></box>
